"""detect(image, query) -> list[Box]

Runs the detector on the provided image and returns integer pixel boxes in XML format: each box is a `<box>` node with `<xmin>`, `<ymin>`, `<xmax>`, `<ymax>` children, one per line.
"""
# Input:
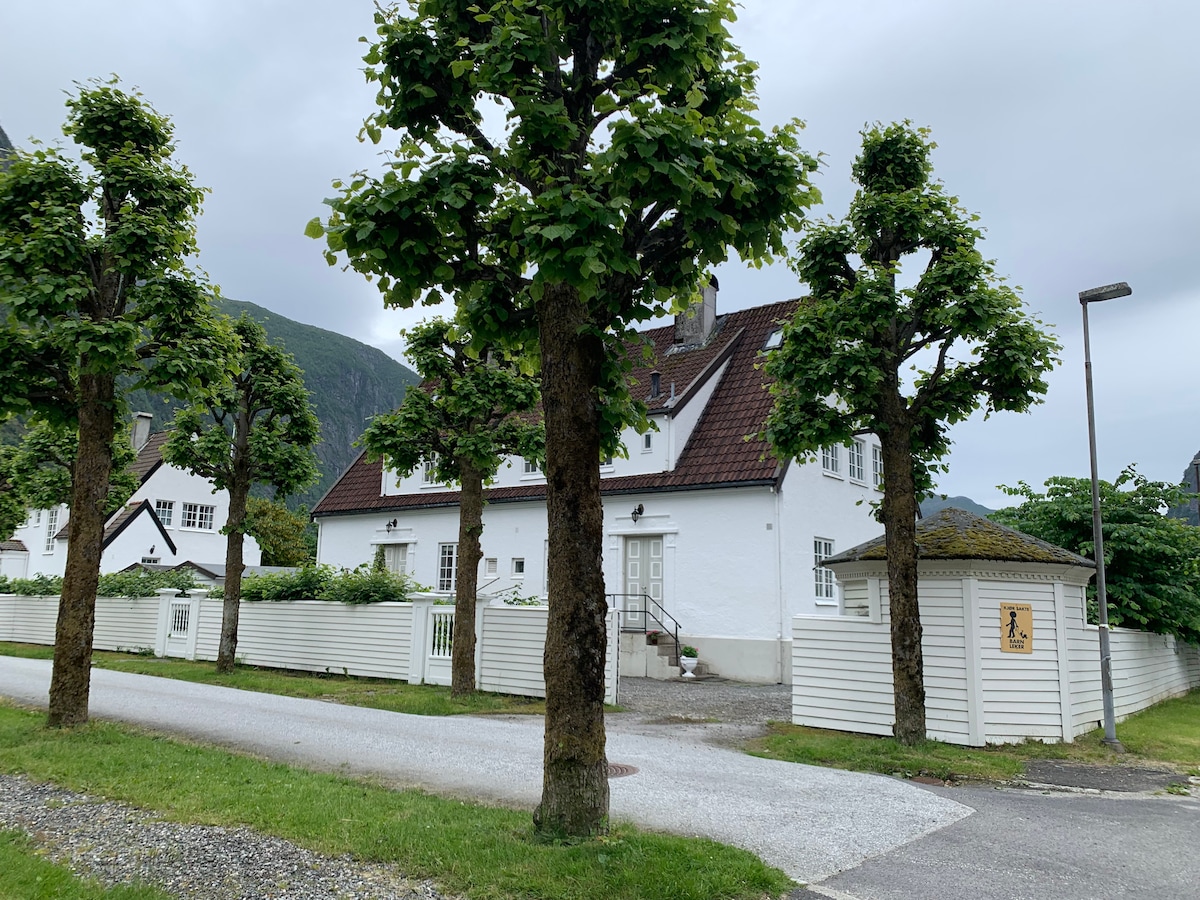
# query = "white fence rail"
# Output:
<box><xmin>0</xmin><ymin>592</ymin><xmax>620</xmax><ymax>705</ymax></box>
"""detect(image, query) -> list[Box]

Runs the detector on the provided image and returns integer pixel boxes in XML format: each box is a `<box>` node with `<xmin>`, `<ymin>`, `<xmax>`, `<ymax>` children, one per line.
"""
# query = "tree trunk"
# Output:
<box><xmin>533</xmin><ymin>282</ymin><xmax>610</xmax><ymax>838</ymax></box>
<box><xmin>451</xmin><ymin>462</ymin><xmax>484</xmax><ymax>696</ymax></box>
<box><xmin>47</xmin><ymin>372</ymin><xmax>116</xmax><ymax>727</ymax></box>
<box><xmin>216</xmin><ymin>477</ymin><xmax>249</xmax><ymax>674</ymax></box>
<box><xmin>878</xmin><ymin>403</ymin><xmax>926</xmax><ymax>745</ymax></box>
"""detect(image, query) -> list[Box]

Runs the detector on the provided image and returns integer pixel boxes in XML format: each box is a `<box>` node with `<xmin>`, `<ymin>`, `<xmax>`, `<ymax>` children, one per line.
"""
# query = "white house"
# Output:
<box><xmin>312</xmin><ymin>289</ymin><xmax>884</xmax><ymax>683</ymax></box>
<box><xmin>3</xmin><ymin>413</ymin><xmax>260</xmax><ymax>579</ymax></box>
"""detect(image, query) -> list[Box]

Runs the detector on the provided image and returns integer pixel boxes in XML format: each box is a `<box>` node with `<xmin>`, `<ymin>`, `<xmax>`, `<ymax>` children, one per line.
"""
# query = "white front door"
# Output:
<box><xmin>624</xmin><ymin>535</ymin><xmax>663</xmax><ymax>628</ymax></box>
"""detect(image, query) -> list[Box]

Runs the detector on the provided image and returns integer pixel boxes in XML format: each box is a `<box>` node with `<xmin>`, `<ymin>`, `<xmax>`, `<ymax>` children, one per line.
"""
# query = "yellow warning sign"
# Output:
<box><xmin>1000</xmin><ymin>602</ymin><xmax>1033</xmax><ymax>654</ymax></box>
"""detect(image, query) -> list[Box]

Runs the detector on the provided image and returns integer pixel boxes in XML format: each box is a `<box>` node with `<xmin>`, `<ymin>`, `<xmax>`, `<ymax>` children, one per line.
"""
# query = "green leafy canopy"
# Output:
<box><xmin>992</xmin><ymin>468</ymin><xmax>1200</xmax><ymax>643</ymax></box>
<box><xmin>765</xmin><ymin>122</ymin><xmax>1061</xmax><ymax>496</ymax></box>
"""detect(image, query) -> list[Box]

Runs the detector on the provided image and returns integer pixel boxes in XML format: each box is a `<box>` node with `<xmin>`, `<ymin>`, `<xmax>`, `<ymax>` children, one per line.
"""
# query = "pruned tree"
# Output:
<box><xmin>163</xmin><ymin>314</ymin><xmax>320</xmax><ymax>673</ymax></box>
<box><xmin>313</xmin><ymin>0</ymin><xmax>817</xmax><ymax>835</ymax></box>
<box><xmin>246</xmin><ymin>497</ymin><xmax>315</xmax><ymax>567</ymax></box>
<box><xmin>0</xmin><ymin>80</ymin><xmax>234</xmax><ymax>725</ymax></box>
<box><xmin>360</xmin><ymin>317</ymin><xmax>541</xmax><ymax>696</ymax></box>
<box><xmin>765</xmin><ymin>123</ymin><xmax>1060</xmax><ymax>745</ymax></box>
<box><xmin>993</xmin><ymin>468</ymin><xmax>1200</xmax><ymax>644</ymax></box>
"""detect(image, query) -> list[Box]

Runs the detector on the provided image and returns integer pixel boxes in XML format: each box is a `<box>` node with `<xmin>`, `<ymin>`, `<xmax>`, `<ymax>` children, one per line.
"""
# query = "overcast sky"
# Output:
<box><xmin>3</xmin><ymin>1</ymin><xmax>1197</xmax><ymax>508</ymax></box>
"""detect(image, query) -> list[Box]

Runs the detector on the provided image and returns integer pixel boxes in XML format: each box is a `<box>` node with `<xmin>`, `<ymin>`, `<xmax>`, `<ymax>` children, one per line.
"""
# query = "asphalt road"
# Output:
<box><xmin>2</xmin><ymin>657</ymin><xmax>1198</xmax><ymax>898</ymax></box>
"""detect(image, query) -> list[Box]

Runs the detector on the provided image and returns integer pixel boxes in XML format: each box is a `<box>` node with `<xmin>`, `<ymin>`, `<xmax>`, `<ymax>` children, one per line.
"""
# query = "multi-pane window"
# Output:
<box><xmin>44</xmin><ymin>508</ymin><xmax>58</xmax><ymax>553</ymax></box>
<box><xmin>814</xmin><ymin>538</ymin><xmax>836</xmax><ymax>601</ymax></box>
<box><xmin>821</xmin><ymin>445</ymin><xmax>840</xmax><ymax>476</ymax></box>
<box><xmin>422</xmin><ymin>456</ymin><xmax>438</xmax><ymax>484</ymax></box>
<box><xmin>181</xmin><ymin>502</ymin><xmax>215</xmax><ymax>530</ymax></box>
<box><xmin>848</xmin><ymin>440</ymin><xmax>865</xmax><ymax>483</ymax></box>
<box><xmin>872</xmin><ymin>445</ymin><xmax>884</xmax><ymax>489</ymax></box>
<box><xmin>155</xmin><ymin>499</ymin><xmax>174</xmax><ymax>526</ymax></box>
<box><xmin>437</xmin><ymin>543</ymin><xmax>458</xmax><ymax>592</ymax></box>
<box><xmin>383</xmin><ymin>544</ymin><xmax>408</xmax><ymax>574</ymax></box>
<box><xmin>523</xmin><ymin>459</ymin><xmax>540</xmax><ymax>475</ymax></box>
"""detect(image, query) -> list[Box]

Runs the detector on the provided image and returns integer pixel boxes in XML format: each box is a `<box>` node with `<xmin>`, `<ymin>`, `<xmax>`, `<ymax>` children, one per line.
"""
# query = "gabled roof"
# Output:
<box><xmin>824</xmin><ymin>507</ymin><xmax>1095</xmax><ymax>567</ymax></box>
<box><xmin>130</xmin><ymin>432</ymin><xmax>171</xmax><ymax>484</ymax></box>
<box><xmin>0</xmin><ymin>539</ymin><xmax>27</xmax><ymax>552</ymax></box>
<box><xmin>102</xmin><ymin>499</ymin><xmax>178</xmax><ymax>556</ymax></box>
<box><xmin>313</xmin><ymin>298</ymin><xmax>799</xmax><ymax>517</ymax></box>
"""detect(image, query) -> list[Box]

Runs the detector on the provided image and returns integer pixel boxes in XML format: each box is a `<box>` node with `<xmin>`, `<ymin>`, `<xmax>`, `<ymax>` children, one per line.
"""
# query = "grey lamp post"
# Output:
<box><xmin>1079</xmin><ymin>281</ymin><xmax>1131</xmax><ymax>752</ymax></box>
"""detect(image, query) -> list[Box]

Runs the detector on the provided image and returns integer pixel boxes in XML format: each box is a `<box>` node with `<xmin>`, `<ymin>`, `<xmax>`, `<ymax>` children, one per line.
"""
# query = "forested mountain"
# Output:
<box><xmin>919</xmin><ymin>494</ymin><xmax>994</xmax><ymax>518</ymax></box>
<box><xmin>122</xmin><ymin>297</ymin><xmax>418</xmax><ymax>510</ymax></box>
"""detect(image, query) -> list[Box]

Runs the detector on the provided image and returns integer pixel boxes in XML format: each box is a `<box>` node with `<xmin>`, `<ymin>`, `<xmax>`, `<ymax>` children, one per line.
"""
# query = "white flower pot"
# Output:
<box><xmin>680</xmin><ymin>656</ymin><xmax>698</xmax><ymax>678</ymax></box>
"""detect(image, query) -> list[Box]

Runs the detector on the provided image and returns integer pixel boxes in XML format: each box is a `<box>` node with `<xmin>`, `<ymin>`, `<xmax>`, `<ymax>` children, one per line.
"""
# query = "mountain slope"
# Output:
<box><xmin>127</xmin><ymin>297</ymin><xmax>418</xmax><ymax>509</ymax></box>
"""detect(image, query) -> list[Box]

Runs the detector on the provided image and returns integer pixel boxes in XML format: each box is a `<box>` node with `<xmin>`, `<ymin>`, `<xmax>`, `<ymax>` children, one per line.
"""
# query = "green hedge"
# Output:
<box><xmin>218</xmin><ymin>564</ymin><xmax>421</xmax><ymax>605</ymax></box>
<box><xmin>0</xmin><ymin>569</ymin><xmax>196</xmax><ymax>598</ymax></box>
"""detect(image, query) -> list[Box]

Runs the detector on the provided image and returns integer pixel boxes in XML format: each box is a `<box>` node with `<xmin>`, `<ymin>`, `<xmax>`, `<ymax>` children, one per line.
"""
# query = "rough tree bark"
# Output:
<box><xmin>451</xmin><ymin>461</ymin><xmax>484</xmax><ymax>696</ymax></box>
<box><xmin>879</xmin><ymin>385</ymin><xmax>926</xmax><ymax>745</ymax></box>
<box><xmin>216</xmin><ymin>411</ymin><xmax>252</xmax><ymax>674</ymax></box>
<box><xmin>47</xmin><ymin>371</ymin><xmax>115</xmax><ymax>726</ymax></box>
<box><xmin>533</xmin><ymin>282</ymin><xmax>610</xmax><ymax>836</ymax></box>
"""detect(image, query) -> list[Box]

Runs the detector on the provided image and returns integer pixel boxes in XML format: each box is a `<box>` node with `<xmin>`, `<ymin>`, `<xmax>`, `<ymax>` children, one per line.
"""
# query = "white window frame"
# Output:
<box><xmin>522</xmin><ymin>459</ymin><xmax>540</xmax><ymax>476</ymax></box>
<box><xmin>848</xmin><ymin>440</ymin><xmax>866</xmax><ymax>483</ymax></box>
<box><xmin>511</xmin><ymin>557</ymin><xmax>525</xmax><ymax>578</ymax></box>
<box><xmin>422</xmin><ymin>456</ymin><xmax>438</xmax><ymax>485</ymax></box>
<box><xmin>155</xmin><ymin>499</ymin><xmax>174</xmax><ymax>527</ymax></box>
<box><xmin>44</xmin><ymin>508</ymin><xmax>58</xmax><ymax>553</ymax></box>
<box><xmin>814</xmin><ymin>537</ymin><xmax>837</xmax><ymax>604</ymax></box>
<box><xmin>821</xmin><ymin>445</ymin><xmax>841</xmax><ymax>477</ymax></box>
<box><xmin>763</xmin><ymin>328</ymin><xmax>783</xmax><ymax>350</ymax></box>
<box><xmin>872</xmin><ymin>444</ymin><xmax>884</xmax><ymax>490</ymax></box>
<box><xmin>642</xmin><ymin>432</ymin><xmax>653</xmax><ymax>452</ymax></box>
<box><xmin>485</xmin><ymin>557</ymin><xmax>498</xmax><ymax>576</ymax></box>
<box><xmin>181</xmin><ymin>502</ymin><xmax>215</xmax><ymax>531</ymax></box>
<box><xmin>437</xmin><ymin>543</ymin><xmax>457</xmax><ymax>592</ymax></box>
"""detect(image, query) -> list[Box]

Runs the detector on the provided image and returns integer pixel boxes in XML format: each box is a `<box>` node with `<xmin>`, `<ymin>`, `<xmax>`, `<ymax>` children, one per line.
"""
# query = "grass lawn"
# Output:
<box><xmin>0</xmin><ymin>830</ymin><xmax>171</xmax><ymax>900</ymax></box>
<box><xmin>0</xmin><ymin>642</ymin><xmax>545</xmax><ymax>717</ymax></box>
<box><xmin>0</xmin><ymin>703</ymin><xmax>792</xmax><ymax>900</ymax></box>
<box><xmin>746</xmin><ymin>689</ymin><xmax>1200</xmax><ymax>783</ymax></box>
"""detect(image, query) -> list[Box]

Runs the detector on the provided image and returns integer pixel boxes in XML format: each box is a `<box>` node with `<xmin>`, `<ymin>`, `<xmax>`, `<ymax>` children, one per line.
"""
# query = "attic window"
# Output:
<box><xmin>763</xmin><ymin>329</ymin><xmax>783</xmax><ymax>351</ymax></box>
<box><xmin>142</xmin><ymin>557</ymin><xmax>160</xmax><ymax>565</ymax></box>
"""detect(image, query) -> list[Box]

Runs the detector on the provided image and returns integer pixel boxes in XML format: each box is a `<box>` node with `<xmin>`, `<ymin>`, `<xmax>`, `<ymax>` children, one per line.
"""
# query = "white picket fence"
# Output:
<box><xmin>0</xmin><ymin>592</ymin><xmax>620</xmax><ymax>705</ymax></box>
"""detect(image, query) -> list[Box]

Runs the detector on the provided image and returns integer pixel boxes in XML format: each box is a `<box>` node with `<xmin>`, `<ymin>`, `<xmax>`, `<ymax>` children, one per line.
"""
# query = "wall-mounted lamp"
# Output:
<box><xmin>631</xmin><ymin>504</ymin><xmax>644</xmax><ymax>523</ymax></box>
<box><xmin>385</xmin><ymin>518</ymin><xmax>398</xmax><ymax>533</ymax></box>
<box><xmin>148</xmin><ymin>544</ymin><xmax>155</xmax><ymax>555</ymax></box>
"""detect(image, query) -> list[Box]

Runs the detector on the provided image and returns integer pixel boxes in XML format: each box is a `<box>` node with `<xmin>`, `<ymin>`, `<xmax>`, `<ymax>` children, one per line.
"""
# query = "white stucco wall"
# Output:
<box><xmin>317</xmin><ymin>450</ymin><xmax>885</xmax><ymax>684</ymax></box>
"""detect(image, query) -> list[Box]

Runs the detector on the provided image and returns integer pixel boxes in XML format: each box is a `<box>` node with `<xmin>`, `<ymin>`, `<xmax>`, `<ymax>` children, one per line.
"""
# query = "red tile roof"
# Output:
<box><xmin>313</xmin><ymin>298</ymin><xmax>799</xmax><ymax>517</ymax></box>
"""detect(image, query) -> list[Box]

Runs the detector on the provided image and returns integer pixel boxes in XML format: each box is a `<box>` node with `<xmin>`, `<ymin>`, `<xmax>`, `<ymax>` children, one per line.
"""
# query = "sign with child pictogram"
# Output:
<box><xmin>999</xmin><ymin>602</ymin><xmax>1033</xmax><ymax>653</ymax></box>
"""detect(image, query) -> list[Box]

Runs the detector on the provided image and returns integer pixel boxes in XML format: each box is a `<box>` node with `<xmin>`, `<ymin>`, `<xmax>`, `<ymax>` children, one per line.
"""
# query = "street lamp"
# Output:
<box><xmin>1080</xmin><ymin>281</ymin><xmax>1131</xmax><ymax>752</ymax></box>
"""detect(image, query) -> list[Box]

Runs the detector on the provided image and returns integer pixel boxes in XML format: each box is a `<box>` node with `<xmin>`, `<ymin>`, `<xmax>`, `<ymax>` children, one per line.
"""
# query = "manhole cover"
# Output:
<box><xmin>607</xmin><ymin>763</ymin><xmax>639</xmax><ymax>779</ymax></box>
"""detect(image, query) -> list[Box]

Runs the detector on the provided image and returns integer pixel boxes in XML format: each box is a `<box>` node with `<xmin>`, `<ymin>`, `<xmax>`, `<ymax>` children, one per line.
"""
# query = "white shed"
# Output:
<box><xmin>792</xmin><ymin>508</ymin><xmax>1200</xmax><ymax>745</ymax></box>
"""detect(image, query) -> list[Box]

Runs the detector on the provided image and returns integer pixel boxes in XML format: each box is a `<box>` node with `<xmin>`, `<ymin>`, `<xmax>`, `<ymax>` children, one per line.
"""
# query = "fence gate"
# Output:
<box><xmin>156</xmin><ymin>591</ymin><xmax>199</xmax><ymax>659</ymax></box>
<box><xmin>424</xmin><ymin>605</ymin><xmax>455</xmax><ymax>685</ymax></box>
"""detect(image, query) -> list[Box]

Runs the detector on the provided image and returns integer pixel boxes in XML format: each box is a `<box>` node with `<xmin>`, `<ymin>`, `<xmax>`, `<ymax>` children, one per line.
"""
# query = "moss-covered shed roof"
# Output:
<box><xmin>825</xmin><ymin>507</ymin><xmax>1095</xmax><ymax>567</ymax></box>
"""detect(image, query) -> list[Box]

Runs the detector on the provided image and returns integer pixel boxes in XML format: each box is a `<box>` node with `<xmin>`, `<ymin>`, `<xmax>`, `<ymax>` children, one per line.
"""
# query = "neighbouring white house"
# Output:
<box><xmin>2</xmin><ymin>413</ymin><xmax>260</xmax><ymax>579</ymax></box>
<box><xmin>313</xmin><ymin>288</ymin><xmax>884</xmax><ymax>683</ymax></box>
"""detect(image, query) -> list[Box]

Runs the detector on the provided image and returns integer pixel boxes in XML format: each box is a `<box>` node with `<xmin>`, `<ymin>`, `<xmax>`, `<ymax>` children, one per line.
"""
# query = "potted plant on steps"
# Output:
<box><xmin>679</xmin><ymin>645</ymin><xmax>699</xmax><ymax>678</ymax></box>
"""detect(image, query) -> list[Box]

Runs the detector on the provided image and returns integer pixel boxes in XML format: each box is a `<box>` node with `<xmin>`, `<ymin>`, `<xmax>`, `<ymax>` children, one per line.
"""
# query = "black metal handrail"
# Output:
<box><xmin>607</xmin><ymin>592</ymin><xmax>682</xmax><ymax>660</ymax></box>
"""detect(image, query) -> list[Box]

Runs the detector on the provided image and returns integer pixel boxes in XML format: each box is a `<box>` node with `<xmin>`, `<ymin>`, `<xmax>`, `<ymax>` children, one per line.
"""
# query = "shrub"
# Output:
<box><xmin>96</xmin><ymin>568</ymin><xmax>197</xmax><ymax>598</ymax></box>
<box><xmin>224</xmin><ymin>564</ymin><xmax>418</xmax><ymax>605</ymax></box>
<box><xmin>0</xmin><ymin>574</ymin><xmax>64</xmax><ymax>596</ymax></box>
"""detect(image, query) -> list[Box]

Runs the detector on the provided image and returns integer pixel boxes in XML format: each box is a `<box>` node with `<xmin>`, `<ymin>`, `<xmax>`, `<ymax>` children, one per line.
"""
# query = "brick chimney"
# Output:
<box><xmin>131</xmin><ymin>412</ymin><xmax>153</xmax><ymax>451</ymax></box>
<box><xmin>674</xmin><ymin>277</ymin><xmax>718</xmax><ymax>346</ymax></box>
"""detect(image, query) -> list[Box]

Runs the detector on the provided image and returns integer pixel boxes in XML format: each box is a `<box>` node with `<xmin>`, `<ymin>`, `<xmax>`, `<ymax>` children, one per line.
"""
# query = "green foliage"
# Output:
<box><xmin>992</xmin><ymin>468</ymin><xmax>1200</xmax><ymax>643</ymax></box>
<box><xmin>96</xmin><ymin>568</ymin><xmax>197</xmax><ymax>599</ymax></box>
<box><xmin>0</xmin><ymin>78</ymin><xmax>234</xmax><ymax>429</ymax></box>
<box><xmin>371</xmin><ymin>543</ymin><xmax>387</xmax><ymax>573</ymax></box>
<box><xmin>0</xmin><ymin>419</ymin><xmax>138</xmax><ymax>523</ymax></box>
<box><xmin>245</xmin><ymin>498</ymin><xmax>315</xmax><ymax>567</ymax></box>
<box><xmin>162</xmin><ymin>314</ymin><xmax>320</xmax><ymax>511</ymax></box>
<box><xmin>0</xmin><ymin>573</ymin><xmax>63</xmax><ymax>596</ymax></box>
<box><xmin>361</xmin><ymin>317</ymin><xmax>542</xmax><ymax>484</ymax></box>
<box><xmin>315</xmin><ymin>0</ymin><xmax>820</xmax><ymax>446</ymax></box>
<box><xmin>226</xmin><ymin>564</ymin><xmax>419</xmax><ymax>605</ymax></box>
<box><xmin>765</xmin><ymin>122</ymin><xmax>1061</xmax><ymax>495</ymax></box>
<box><xmin>680</xmin><ymin>644</ymin><xmax>699</xmax><ymax>658</ymax></box>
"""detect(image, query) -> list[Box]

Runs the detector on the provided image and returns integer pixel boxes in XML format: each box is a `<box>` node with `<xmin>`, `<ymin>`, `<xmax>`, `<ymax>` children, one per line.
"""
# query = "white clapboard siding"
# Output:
<box><xmin>93</xmin><ymin>596</ymin><xmax>160</xmax><ymax>653</ymax></box>
<box><xmin>976</xmin><ymin>579</ymin><xmax>1065</xmax><ymax>742</ymax></box>
<box><xmin>189</xmin><ymin>600</ymin><xmax>415</xmax><ymax>679</ymax></box>
<box><xmin>0</xmin><ymin>595</ymin><xmax>58</xmax><ymax>644</ymax></box>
